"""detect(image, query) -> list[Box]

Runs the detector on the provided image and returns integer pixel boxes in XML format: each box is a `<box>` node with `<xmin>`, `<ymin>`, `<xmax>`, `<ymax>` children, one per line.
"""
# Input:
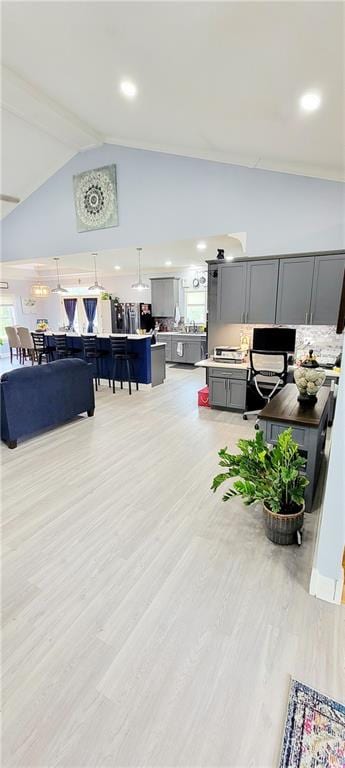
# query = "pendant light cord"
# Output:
<box><xmin>54</xmin><ymin>258</ymin><xmax>60</xmax><ymax>285</ymax></box>
<box><xmin>93</xmin><ymin>253</ymin><xmax>98</xmax><ymax>284</ymax></box>
<box><xmin>137</xmin><ymin>248</ymin><xmax>142</xmax><ymax>283</ymax></box>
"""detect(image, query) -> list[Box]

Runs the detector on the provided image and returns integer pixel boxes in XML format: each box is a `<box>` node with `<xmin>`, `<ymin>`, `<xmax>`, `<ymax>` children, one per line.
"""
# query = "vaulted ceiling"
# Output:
<box><xmin>1</xmin><ymin>1</ymin><xmax>344</xmax><ymax>218</ymax></box>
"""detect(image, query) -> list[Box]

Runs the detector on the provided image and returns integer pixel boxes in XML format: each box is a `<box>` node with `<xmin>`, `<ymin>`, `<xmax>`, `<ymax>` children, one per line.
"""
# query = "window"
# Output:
<box><xmin>185</xmin><ymin>290</ymin><xmax>207</xmax><ymax>324</ymax></box>
<box><xmin>0</xmin><ymin>304</ymin><xmax>15</xmax><ymax>345</ymax></box>
<box><xmin>62</xmin><ymin>295</ymin><xmax>99</xmax><ymax>333</ymax></box>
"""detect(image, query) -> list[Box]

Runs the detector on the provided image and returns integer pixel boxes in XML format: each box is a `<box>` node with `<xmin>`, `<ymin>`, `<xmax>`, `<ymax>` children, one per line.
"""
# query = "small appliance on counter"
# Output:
<box><xmin>213</xmin><ymin>346</ymin><xmax>247</xmax><ymax>363</ymax></box>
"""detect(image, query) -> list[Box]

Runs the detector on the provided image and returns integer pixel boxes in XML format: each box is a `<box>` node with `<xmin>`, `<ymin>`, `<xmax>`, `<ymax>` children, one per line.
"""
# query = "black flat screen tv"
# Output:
<box><xmin>252</xmin><ymin>327</ymin><xmax>296</xmax><ymax>354</ymax></box>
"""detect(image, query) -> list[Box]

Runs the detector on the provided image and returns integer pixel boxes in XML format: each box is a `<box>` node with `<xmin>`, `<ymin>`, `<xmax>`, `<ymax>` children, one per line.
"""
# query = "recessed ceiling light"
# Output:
<box><xmin>120</xmin><ymin>80</ymin><xmax>137</xmax><ymax>99</ymax></box>
<box><xmin>225</xmin><ymin>255</ymin><xmax>234</xmax><ymax>261</ymax></box>
<box><xmin>165</xmin><ymin>260</ymin><xmax>172</xmax><ymax>266</ymax></box>
<box><xmin>299</xmin><ymin>91</ymin><xmax>322</xmax><ymax>113</ymax></box>
<box><xmin>114</xmin><ymin>265</ymin><xmax>121</xmax><ymax>270</ymax></box>
<box><xmin>196</xmin><ymin>241</ymin><xmax>207</xmax><ymax>251</ymax></box>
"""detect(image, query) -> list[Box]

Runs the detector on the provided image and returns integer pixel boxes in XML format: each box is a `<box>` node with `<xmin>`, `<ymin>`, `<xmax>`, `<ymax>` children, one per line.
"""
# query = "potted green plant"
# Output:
<box><xmin>211</xmin><ymin>428</ymin><xmax>308</xmax><ymax>545</ymax></box>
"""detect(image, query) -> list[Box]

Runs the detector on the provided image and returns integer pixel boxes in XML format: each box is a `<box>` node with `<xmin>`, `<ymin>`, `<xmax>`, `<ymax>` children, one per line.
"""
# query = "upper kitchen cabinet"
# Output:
<box><xmin>276</xmin><ymin>257</ymin><xmax>315</xmax><ymax>325</ymax></box>
<box><xmin>217</xmin><ymin>259</ymin><xmax>278</xmax><ymax>323</ymax></box>
<box><xmin>245</xmin><ymin>259</ymin><xmax>279</xmax><ymax>323</ymax></box>
<box><xmin>151</xmin><ymin>278</ymin><xmax>180</xmax><ymax>317</ymax></box>
<box><xmin>217</xmin><ymin>262</ymin><xmax>247</xmax><ymax>323</ymax></box>
<box><xmin>310</xmin><ymin>254</ymin><xmax>345</xmax><ymax>325</ymax></box>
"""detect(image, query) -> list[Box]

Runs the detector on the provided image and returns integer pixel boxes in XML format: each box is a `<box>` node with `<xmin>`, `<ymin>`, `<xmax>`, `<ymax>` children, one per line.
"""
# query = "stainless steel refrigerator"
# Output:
<box><xmin>110</xmin><ymin>301</ymin><xmax>153</xmax><ymax>334</ymax></box>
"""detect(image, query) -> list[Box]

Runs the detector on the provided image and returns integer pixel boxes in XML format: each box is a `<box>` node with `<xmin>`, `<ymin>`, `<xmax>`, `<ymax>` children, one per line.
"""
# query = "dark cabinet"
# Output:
<box><xmin>310</xmin><ymin>254</ymin><xmax>345</xmax><ymax>325</ymax></box>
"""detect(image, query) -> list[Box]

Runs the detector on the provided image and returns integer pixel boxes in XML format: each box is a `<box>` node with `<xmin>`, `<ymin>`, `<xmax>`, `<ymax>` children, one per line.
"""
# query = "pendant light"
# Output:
<box><xmin>88</xmin><ymin>252</ymin><xmax>105</xmax><ymax>293</ymax></box>
<box><xmin>51</xmin><ymin>258</ymin><xmax>68</xmax><ymax>294</ymax></box>
<box><xmin>31</xmin><ymin>266</ymin><xmax>50</xmax><ymax>298</ymax></box>
<box><xmin>132</xmin><ymin>248</ymin><xmax>149</xmax><ymax>291</ymax></box>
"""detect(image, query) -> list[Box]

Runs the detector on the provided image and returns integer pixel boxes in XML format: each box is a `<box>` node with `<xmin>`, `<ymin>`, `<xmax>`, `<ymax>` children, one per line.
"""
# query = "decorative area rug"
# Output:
<box><xmin>279</xmin><ymin>679</ymin><xmax>345</xmax><ymax>767</ymax></box>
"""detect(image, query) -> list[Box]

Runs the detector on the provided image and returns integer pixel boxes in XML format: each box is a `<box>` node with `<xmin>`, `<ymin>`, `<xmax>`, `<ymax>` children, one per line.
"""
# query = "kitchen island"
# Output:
<box><xmin>45</xmin><ymin>334</ymin><xmax>166</xmax><ymax>387</ymax></box>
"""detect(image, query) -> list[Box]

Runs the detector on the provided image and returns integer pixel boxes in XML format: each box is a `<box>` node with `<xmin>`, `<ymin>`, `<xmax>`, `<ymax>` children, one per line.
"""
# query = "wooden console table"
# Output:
<box><xmin>258</xmin><ymin>384</ymin><xmax>330</xmax><ymax>512</ymax></box>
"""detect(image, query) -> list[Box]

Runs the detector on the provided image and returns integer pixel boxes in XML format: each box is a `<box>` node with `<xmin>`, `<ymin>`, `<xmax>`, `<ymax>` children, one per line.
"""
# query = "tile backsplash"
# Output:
<box><xmin>210</xmin><ymin>323</ymin><xmax>343</xmax><ymax>364</ymax></box>
<box><xmin>293</xmin><ymin>325</ymin><xmax>343</xmax><ymax>362</ymax></box>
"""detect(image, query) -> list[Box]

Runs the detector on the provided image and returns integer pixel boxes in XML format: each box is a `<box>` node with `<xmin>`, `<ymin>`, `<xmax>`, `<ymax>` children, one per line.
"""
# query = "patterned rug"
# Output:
<box><xmin>279</xmin><ymin>679</ymin><xmax>345</xmax><ymax>767</ymax></box>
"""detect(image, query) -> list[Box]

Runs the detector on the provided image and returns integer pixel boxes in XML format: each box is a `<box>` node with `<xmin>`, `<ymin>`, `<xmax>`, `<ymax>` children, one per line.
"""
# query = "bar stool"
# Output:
<box><xmin>109</xmin><ymin>336</ymin><xmax>138</xmax><ymax>395</ymax></box>
<box><xmin>80</xmin><ymin>335</ymin><xmax>104</xmax><ymax>392</ymax></box>
<box><xmin>31</xmin><ymin>332</ymin><xmax>52</xmax><ymax>364</ymax></box>
<box><xmin>52</xmin><ymin>334</ymin><xmax>74</xmax><ymax>360</ymax></box>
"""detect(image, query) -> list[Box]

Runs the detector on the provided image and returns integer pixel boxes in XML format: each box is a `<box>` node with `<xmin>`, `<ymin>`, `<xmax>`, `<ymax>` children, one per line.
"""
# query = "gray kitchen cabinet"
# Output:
<box><xmin>276</xmin><ymin>257</ymin><xmax>315</xmax><ymax>325</ymax></box>
<box><xmin>245</xmin><ymin>259</ymin><xmax>279</xmax><ymax>323</ymax></box>
<box><xmin>209</xmin><ymin>368</ymin><xmax>247</xmax><ymax>411</ymax></box>
<box><xmin>184</xmin><ymin>341</ymin><xmax>204</xmax><ymax>365</ymax></box>
<box><xmin>218</xmin><ymin>263</ymin><xmax>247</xmax><ymax>323</ymax></box>
<box><xmin>171</xmin><ymin>337</ymin><xmax>206</xmax><ymax>364</ymax></box>
<box><xmin>218</xmin><ymin>259</ymin><xmax>278</xmax><ymax>324</ymax></box>
<box><xmin>171</xmin><ymin>339</ymin><xmax>186</xmax><ymax>363</ymax></box>
<box><xmin>157</xmin><ymin>334</ymin><xmax>173</xmax><ymax>361</ymax></box>
<box><xmin>209</xmin><ymin>376</ymin><xmax>228</xmax><ymax>408</ymax></box>
<box><xmin>151</xmin><ymin>278</ymin><xmax>179</xmax><ymax>317</ymax></box>
<box><xmin>207</xmin><ymin>265</ymin><xmax>219</xmax><ymax>327</ymax></box>
<box><xmin>310</xmin><ymin>254</ymin><xmax>345</xmax><ymax>325</ymax></box>
<box><xmin>210</xmin><ymin>251</ymin><xmax>345</xmax><ymax>328</ymax></box>
<box><xmin>228</xmin><ymin>380</ymin><xmax>247</xmax><ymax>409</ymax></box>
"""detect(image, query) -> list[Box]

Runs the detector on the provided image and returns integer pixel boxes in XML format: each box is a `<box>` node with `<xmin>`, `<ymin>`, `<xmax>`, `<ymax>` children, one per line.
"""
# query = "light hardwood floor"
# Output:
<box><xmin>1</xmin><ymin>363</ymin><xmax>344</xmax><ymax>767</ymax></box>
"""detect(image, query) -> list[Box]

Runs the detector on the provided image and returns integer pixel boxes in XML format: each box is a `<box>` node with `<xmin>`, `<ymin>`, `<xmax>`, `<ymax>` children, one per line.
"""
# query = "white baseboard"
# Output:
<box><xmin>309</xmin><ymin>567</ymin><xmax>342</xmax><ymax>604</ymax></box>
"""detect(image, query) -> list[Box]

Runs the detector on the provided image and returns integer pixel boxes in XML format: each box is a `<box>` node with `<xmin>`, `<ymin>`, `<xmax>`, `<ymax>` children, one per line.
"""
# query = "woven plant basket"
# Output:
<box><xmin>263</xmin><ymin>501</ymin><xmax>304</xmax><ymax>545</ymax></box>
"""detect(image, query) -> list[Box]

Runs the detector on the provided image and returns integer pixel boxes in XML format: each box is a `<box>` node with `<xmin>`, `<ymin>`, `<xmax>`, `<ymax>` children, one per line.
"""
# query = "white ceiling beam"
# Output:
<box><xmin>1</xmin><ymin>65</ymin><xmax>104</xmax><ymax>151</ymax></box>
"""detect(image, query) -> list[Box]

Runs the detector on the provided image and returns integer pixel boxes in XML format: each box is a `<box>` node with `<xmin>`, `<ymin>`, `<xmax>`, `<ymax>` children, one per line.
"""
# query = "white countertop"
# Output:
<box><xmin>195</xmin><ymin>358</ymin><xmax>341</xmax><ymax>378</ymax></box>
<box><xmin>195</xmin><ymin>359</ymin><xmax>248</xmax><ymax>370</ymax></box>
<box><xmin>45</xmin><ymin>331</ymin><xmax>166</xmax><ymax>349</ymax></box>
<box><xmin>46</xmin><ymin>332</ymin><xmax>153</xmax><ymax>341</ymax></box>
<box><xmin>157</xmin><ymin>332</ymin><xmax>206</xmax><ymax>337</ymax></box>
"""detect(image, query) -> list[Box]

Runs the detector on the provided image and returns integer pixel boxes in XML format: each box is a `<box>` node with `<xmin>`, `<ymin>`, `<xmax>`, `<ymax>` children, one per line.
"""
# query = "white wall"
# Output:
<box><xmin>0</xmin><ymin>278</ymin><xmax>61</xmax><ymax>331</ymax></box>
<box><xmin>2</xmin><ymin>143</ymin><xmax>344</xmax><ymax>263</ymax></box>
<box><xmin>310</xmin><ymin>334</ymin><xmax>345</xmax><ymax>603</ymax></box>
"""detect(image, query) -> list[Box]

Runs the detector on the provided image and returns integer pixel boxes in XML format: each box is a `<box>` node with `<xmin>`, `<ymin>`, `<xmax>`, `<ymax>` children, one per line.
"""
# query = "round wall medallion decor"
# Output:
<box><xmin>73</xmin><ymin>164</ymin><xmax>118</xmax><ymax>232</ymax></box>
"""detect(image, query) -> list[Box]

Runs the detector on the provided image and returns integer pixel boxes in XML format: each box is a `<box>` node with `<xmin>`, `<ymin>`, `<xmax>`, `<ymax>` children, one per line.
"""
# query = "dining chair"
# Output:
<box><xmin>5</xmin><ymin>326</ymin><xmax>22</xmax><ymax>364</ymax></box>
<box><xmin>16</xmin><ymin>326</ymin><xmax>35</xmax><ymax>365</ymax></box>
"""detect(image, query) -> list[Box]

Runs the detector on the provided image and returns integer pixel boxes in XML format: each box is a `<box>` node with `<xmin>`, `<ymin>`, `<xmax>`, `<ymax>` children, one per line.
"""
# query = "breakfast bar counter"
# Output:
<box><xmin>45</xmin><ymin>333</ymin><xmax>166</xmax><ymax>387</ymax></box>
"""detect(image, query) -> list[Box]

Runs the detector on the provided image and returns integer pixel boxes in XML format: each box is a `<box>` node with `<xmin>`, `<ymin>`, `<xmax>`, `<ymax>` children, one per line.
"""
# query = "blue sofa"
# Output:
<box><xmin>1</xmin><ymin>358</ymin><xmax>95</xmax><ymax>449</ymax></box>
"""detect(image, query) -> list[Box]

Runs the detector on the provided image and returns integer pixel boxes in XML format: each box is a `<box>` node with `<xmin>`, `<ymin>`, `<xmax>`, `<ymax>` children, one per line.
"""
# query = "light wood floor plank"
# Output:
<box><xmin>1</xmin><ymin>363</ymin><xmax>344</xmax><ymax>767</ymax></box>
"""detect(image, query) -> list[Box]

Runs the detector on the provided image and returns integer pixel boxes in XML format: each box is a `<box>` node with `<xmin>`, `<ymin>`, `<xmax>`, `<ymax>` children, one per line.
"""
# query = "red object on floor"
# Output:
<box><xmin>198</xmin><ymin>386</ymin><xmax>210</xmax><ymax>407</ymax></box>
